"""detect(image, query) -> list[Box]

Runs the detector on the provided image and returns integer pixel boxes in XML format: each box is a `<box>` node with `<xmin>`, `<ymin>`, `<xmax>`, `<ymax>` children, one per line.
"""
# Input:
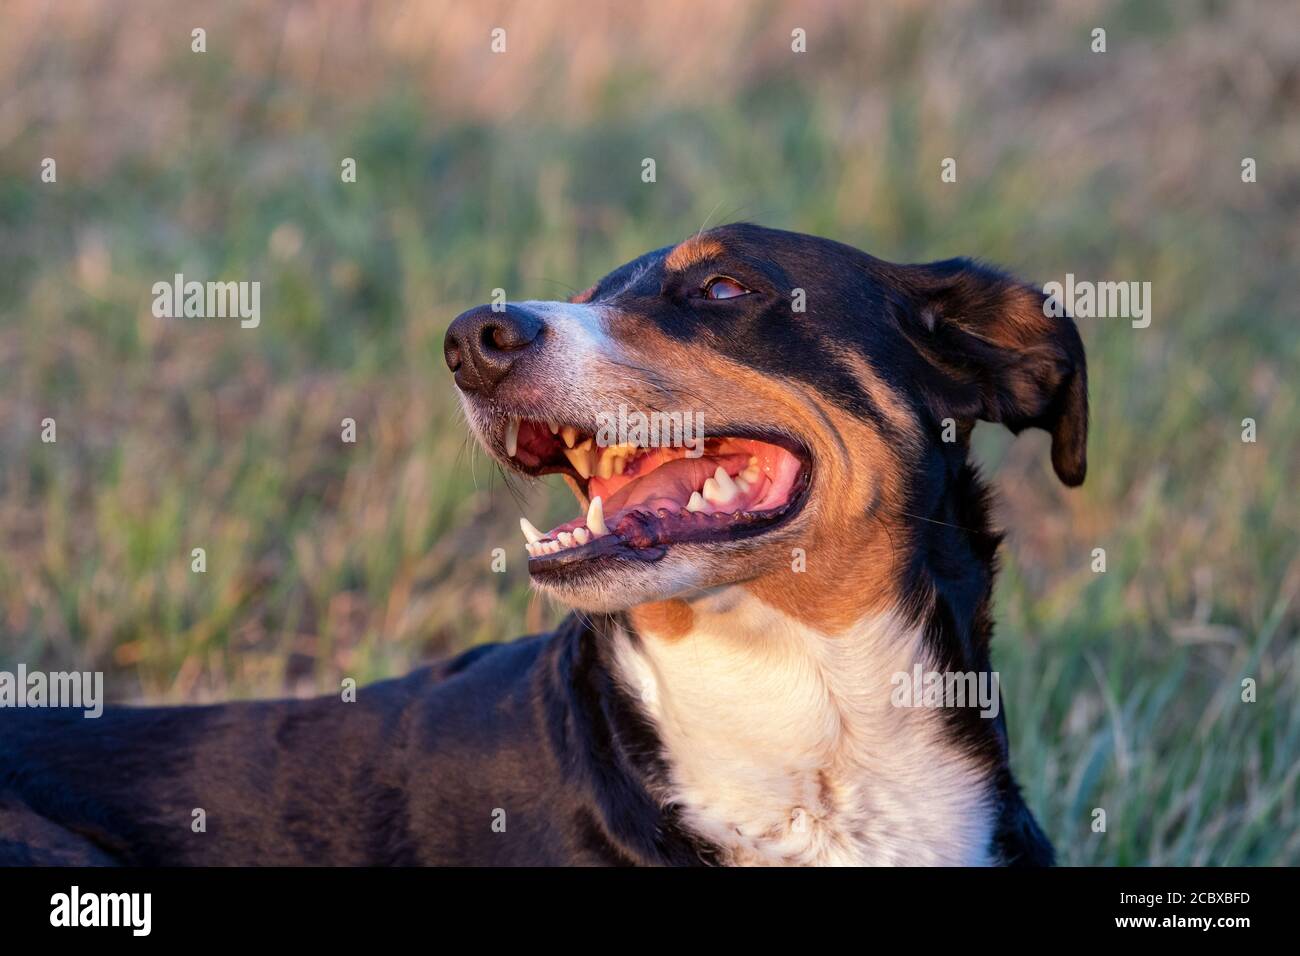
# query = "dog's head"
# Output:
<box><xmin>445</xmin><ymin>224</ymin><xmax>1086</xmax><ymax>629</ymax></box>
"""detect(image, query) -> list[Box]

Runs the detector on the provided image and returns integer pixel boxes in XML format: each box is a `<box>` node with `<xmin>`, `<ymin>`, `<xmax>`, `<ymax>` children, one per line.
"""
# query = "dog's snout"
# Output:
<box><xmin>444</xmin><ymin>305</ymin><xmax>544</xmax><ymax>395</ymax></box>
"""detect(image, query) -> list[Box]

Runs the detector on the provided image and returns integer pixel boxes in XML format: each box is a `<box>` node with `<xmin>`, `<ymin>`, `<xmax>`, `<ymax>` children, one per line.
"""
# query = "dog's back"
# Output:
<box><xmin>5</xmin><ymin>224</ymin><xmax>1080</xmax><ymax>867</ymax></box>
<box><xmin>1</xmin><ymin>637</ymin><xmax>555</xmax><ymax>865</ymax></box>
<box><xmin>0</xmin><ymin>623</ymin><xmax>723</xmax><ymax>866</ymax></box>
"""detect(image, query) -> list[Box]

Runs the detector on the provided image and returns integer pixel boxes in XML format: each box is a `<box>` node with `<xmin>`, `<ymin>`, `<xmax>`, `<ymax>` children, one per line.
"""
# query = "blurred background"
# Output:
<box><xmin>1</xmin><ymin>0</ymin><xmax>1296</xmax><ymax>864</ymax></box>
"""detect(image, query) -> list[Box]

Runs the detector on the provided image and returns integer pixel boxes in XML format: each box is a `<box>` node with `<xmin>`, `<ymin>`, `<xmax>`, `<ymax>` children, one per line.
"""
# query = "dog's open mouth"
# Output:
<box><xmin>501</xmin><ymin>418</ymin><xmax>811</xmax><ymax>569</ymax></box>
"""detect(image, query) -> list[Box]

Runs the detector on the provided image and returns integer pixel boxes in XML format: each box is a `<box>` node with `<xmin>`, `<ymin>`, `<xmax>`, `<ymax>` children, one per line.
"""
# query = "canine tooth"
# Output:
<box><xmin>687</xmin><ymin>491</ymin><xmax>707</xmax><ymax>513</ymax></box>
<box><xmin>548</xmin><ymin>420</ymin><xmax>559</xmax><ymax>434</ymax></box>
<box><xmin>564</xmin><ymin>446</ymin><xmax>593</xmax><ymax>479</ymax></box>
<box><xmin>561</xmin><ymin>426</ymin><xmax>578</xmax><ymax>448</ymax></box>
<box><xmin>713</xmin><ymin>466</ymin><xmax>738</xmax><ymax>500</ymax></box>
<box><xmin>520</xmin><ymin>517</ymin><xmax>544</xmax><ymax>544</ymax></box>
<box><xmin>702</xmin><ymin>477</ymin><xmax>725</xmax><ymax>505</ymax></box>
<box><xmin>558</xmin><ymin>531</ymin><xmax>575</xmax><ymax>548</ymax></box>
<box><xmin>574</xmin><ymin>527</ymin><xmax>590</xmax><ymax>545</ymax></box>
<box><xmin>505</xmin><ymin>417</ymin><xmax>520</xmax><ymax>457</ymax></box>
<box><xmin>587</xmin><ymin>496</ymin><xmax>608</xmax><ymax>536</ymax></box>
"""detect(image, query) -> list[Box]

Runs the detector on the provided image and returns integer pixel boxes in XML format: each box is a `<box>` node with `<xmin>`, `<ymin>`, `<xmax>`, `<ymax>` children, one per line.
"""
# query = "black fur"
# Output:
<box><xmin>1</xmin><ymin>224</ymin><xmax>1080</xmax><ymax>866</ymax></box>
<box><xmin>0</xmin><ymin>619</ymin><xmax>717</xmax><ymax>865</ymax></box>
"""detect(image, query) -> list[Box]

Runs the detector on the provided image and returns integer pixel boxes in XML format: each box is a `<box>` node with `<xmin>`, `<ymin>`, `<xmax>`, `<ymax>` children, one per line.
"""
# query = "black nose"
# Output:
<box><xmin>443</xmin><ymin>305</ymin><xmax>544</xmax><ymax>395</ymax></box>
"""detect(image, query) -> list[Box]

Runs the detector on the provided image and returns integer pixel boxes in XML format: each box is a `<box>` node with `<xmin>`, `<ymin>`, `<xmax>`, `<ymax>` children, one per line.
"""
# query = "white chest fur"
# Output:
<box><xmin>612</xmin><ymin>591</ymin><xmax>996</xmax><ymax>866</ymax></box>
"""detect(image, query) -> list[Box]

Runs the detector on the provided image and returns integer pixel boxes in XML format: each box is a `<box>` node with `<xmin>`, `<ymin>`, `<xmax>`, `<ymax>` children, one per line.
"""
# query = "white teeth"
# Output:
<box><xmin>686</xmin><ymin>491</ymin><xmax>707</xmax><ymax>513</ymax></box>
<box><xmin>702</xmin><ymin>477</ymin><xmax>724</xmax><ymax>504</ymax></box>
<box><xmin>527</xmin><ymin>526</ymin><xmax>591</xmax><ymax>554</ymax></box>
<box><xmin>563</xmin><ymin>446</ymin><xmax>593</xmax><ymax>479</ymax></box>
<box><xmin>706</xmin><ymin>464</ymin><xmax>753</xmax><ymax>503</ymax></box>
<box><xmin>587</xmin><ymin>496</ymin><xmax>608</xmax><ymax>536</ymax></box>
<box><xmin>703</xmin><ymin>467</ymin><xmax>739</xmax><ymax>507</ymax></box>
<box><xmin>561</xmin><ymin>425</ymin><xmax>578</xmax><ymax>448</ymax></box>
<box><xmin>547</xmin><ymin>420</ymin><xmax>559</xmax><ymax>434</ymax></box>
<box><xmin>505</xmin><ymin>417</ymin><xmax>520</xmax><ymax>457</ymax></box>
<box><xmin>520</xmin><ymin>517</ymin><xmax>544</xmax><ymax>544</ymax></box>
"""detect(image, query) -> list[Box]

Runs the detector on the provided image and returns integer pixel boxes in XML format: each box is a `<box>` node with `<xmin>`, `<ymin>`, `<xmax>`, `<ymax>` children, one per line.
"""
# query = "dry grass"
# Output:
<box><xmin>0</xmin><ymin>0</ymin><xmax>1296</xmax><ymax>864</ymax></box>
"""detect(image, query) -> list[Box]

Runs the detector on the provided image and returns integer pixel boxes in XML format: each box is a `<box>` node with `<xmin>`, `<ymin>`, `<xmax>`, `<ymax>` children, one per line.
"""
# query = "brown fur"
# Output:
<box><xmin>629</xmin><ymin>599</ymin><xmax>695</xmax><ymax>641</ymax></box>
<box><xmin>664</xmin><ymin>236</ymin><xmax>725</xmax><ymax>273</ymax></box>
<box><xmin>615</xmin><ymin>325</ymin><xmax>916</xmax><ymax>634</ymax></box>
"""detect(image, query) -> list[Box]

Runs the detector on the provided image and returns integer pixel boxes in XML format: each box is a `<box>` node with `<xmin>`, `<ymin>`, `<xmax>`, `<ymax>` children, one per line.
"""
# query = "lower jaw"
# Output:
<box><xmin>527</xmin><ymin>469</ymin><xmax>811</xmax><ymax>576</ymax></box>
<box><xmin>503</xmin><ymin>421</ymin><xmax>812</xmax><ymax>576</ymax></box>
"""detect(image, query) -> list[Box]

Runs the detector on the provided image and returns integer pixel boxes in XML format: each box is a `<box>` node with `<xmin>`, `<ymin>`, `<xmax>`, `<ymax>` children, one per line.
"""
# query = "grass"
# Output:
<box><xmin>0</xmin><ymin>0</ymin><xmax>1296</xmax><ymax>865</ymax></box>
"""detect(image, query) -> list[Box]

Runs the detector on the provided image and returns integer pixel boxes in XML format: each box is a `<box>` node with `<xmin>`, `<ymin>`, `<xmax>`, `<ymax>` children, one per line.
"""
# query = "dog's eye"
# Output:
<box><xmin>703</xmin><ymin>276</ymin><xmax>749</xmax><ymax>300</ymax></box>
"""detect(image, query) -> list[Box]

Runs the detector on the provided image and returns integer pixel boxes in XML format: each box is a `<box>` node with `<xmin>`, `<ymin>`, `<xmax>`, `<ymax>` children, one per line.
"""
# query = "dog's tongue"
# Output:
<box><xmin>602</xmin><ymin>454</ymin><xmax>748</xmax><ymax>516</ymax></box>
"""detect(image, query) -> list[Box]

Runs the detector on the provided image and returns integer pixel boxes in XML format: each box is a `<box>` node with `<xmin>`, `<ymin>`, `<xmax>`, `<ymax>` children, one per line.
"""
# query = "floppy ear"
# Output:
<box><xmin>904</xmin><ymin>259</ymin><xmax>1088</xmax><ymax>486</ymax></box>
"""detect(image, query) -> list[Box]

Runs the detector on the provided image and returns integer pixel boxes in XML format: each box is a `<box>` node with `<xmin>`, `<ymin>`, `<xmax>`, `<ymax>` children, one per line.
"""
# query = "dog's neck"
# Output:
<box><xmin>612</xmin><ymin>587</ymin><xmax>997</xmax><ymax>865</ymax></box>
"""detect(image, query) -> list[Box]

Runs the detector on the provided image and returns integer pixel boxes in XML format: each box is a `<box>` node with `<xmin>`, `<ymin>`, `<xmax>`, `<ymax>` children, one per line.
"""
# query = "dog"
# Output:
<box><xmin>0</xmin><ymin>224</ymin><xmax>1084</xmax><ymax>866</ymax></box>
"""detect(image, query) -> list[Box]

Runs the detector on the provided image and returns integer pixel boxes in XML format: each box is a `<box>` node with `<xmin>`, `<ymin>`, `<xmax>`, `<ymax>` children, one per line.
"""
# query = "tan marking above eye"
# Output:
<box><xmin>664</xmin><ymin>236</ymin><xmax>725</xmax><ymax>272</ymax></box>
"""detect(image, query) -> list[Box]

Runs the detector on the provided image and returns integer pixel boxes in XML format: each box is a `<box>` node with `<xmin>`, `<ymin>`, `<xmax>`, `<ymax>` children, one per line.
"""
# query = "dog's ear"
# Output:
<box><xmin>903</xmin><ymin>259</ymin><xmax>1088</xmax><ymax>486</ymax></box>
